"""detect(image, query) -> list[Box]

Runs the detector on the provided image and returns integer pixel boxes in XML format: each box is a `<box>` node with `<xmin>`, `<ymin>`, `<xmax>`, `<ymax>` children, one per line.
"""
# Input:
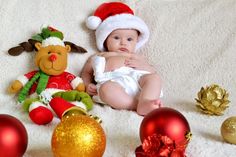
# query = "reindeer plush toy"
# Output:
<box><xmin>8</xmin><ymin>26</ymin><xmax>93</xmax><ymax>125</ymax></box>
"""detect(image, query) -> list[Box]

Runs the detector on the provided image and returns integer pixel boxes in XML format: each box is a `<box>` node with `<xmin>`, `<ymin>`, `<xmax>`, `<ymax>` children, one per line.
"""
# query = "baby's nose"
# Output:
<box><xmin>49</xmin><ymin>54</ymin><xmax>57</xmax><ymax>62</ymax></box>
<box><xmin>121</xmin><ymin>39</ymin><xmax>127</xmax><ymax>45</ymax></box>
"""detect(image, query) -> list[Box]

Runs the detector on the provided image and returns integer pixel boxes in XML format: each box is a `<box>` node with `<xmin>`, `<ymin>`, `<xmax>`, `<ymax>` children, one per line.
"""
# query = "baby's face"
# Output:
<box><xmin>105</xmin><ymin>29</ymin><xmax>138</xmax><ymax>53</ymax></box>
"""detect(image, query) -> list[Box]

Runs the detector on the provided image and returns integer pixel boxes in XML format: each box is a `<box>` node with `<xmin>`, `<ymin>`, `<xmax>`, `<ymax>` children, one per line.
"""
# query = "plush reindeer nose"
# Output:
<box><xmin>49</xmin><ymin>54</ymin><xmax>57</xmax><ymax>62</ymax></box>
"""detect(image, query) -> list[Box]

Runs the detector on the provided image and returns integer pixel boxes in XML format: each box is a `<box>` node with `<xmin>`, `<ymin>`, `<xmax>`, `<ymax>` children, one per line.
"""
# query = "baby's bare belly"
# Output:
<box><xmin>104</xmin><ymin>56</ymin><xmax>128</xmax><ymax>72</ymax></box>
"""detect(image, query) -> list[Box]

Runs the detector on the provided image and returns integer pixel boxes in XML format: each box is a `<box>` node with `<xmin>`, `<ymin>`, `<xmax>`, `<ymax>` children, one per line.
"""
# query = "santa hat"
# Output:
<box><xmin>32</xmin><ymin>25</ymin><xmax>65</xmax><ymax>47</ymax></box>
<box><xmin>86</xmin><ymin>2</ymin><xmax>150</xmax><ymax>51</ymax></box>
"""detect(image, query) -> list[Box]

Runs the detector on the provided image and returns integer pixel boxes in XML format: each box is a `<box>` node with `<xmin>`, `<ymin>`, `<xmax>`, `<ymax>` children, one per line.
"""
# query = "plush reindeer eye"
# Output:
<box><xmin>48</xmin><ymin>52</ymin><xmax>51</xmax><ymax>54</ymax></box>
<box><xmin>57</xmin><ymin>52</ymin><xmax>61</xmax><ymax>55</ymax></box>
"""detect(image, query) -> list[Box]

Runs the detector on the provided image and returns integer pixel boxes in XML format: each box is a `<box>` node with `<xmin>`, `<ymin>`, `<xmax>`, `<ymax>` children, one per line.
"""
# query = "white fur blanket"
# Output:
<box><xmin>0</xmin><ymin>0</ymin><xmax>236</xmax><ymax>156</ymax></box>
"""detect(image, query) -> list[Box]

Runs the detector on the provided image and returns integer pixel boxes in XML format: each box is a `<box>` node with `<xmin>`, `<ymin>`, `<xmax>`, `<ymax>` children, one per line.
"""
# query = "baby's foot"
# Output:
<box><xmin>137</xmin><ymin>99</ymin><xmax>162</xmax><ymax>116</ymax></box>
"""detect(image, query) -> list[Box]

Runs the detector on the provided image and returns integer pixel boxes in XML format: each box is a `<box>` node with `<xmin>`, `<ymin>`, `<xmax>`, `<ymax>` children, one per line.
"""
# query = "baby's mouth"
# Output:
<box><xmin>119</xmin><ymin>48</ymin><xmax>128</xmax><ymax>52</ymax></box>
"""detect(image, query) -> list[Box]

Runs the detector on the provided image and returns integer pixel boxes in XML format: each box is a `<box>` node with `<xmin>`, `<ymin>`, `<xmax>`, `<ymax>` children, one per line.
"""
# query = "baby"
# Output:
<box><xmin>82</xmin><ymin>2</ymin><xmax>162</xmax><ymax>115</ymax></box>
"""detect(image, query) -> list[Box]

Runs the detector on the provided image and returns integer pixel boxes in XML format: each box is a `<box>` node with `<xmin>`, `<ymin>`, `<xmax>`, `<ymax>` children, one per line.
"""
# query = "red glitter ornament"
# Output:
<box><xmin>0</xmin><ymin>114</ymin><xmax>28</xmax><ymax>157</ymax></box>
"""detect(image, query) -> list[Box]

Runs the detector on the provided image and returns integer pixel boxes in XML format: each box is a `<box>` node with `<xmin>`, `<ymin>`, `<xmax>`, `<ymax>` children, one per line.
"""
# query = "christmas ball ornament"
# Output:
<box><xmin>221</xmin><ymin>116</ymin><xmax>236</xmax><ymax>144</ymax></box>
<box><xmin>51</xmin><ymin>115</ymin><xmax>106</xmax><ymax>157</ymax></box>
<box><xmin>0</xmin><ymin>114</ymin><xmax>28</xmax><ymax>157</ymax></box>
<box><xmin>195</xmin><ymin>84</ymin><xmax>230</xmax><ymax>115</ymax></box>
<box><xmin>137</xmin><ymin>107</ymin><xmax>191</xmax><ymax>156</ymax></box>
<box><xmin>140</xmin><ymin>107</ymin><xmax>191</xmax><ymax>144</ymax></box>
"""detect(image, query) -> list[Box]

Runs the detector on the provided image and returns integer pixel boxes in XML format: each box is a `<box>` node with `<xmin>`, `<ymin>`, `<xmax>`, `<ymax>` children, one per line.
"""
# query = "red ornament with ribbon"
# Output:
<box><xmin>135</xmin><ymin>107</ymin><xmax>192</xmax><ymax>157</ymax></box>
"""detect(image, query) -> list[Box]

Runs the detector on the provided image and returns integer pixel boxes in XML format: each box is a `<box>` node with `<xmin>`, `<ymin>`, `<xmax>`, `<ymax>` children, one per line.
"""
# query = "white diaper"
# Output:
<box><xmin>92</xmin><ymin>55</ymin><xmax>150</xmax><ymax>103</ymax></box>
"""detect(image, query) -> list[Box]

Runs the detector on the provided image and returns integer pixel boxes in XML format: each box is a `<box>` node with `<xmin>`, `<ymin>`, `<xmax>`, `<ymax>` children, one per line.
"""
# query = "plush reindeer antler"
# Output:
<box><xmin>8</xmin><ymin>39</ymin><xmax>38</xmax><ymax>56</ymax></box>
<box><xmin>64</xmin><ymin>41</ymin><xmax>87</xmax><ymax>53</ymax></box>
<box><xmin>8</xmin><ymin>40</ymin><xmax>87</xmax><ymax>56</ymax></box>
<box><xmin>8</xmin><ymin>26</ymin><xmax>88</xmax><ymax>56</ymax></box>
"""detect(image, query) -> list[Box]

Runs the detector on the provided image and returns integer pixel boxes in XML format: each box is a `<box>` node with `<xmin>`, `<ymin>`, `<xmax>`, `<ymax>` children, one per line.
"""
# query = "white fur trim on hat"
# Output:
<box><xmin>29</xmin><ymin>102</ymin><xmax>45</xmax><ymax>112</ymax></box>
<box><xmin>86</xmin><ymin>16</ymin><xmax>102</xmax><ymax>30</ymax></box>
<box><xmin>42</xmin><ymin>37</ymin><xmax>65</xmax><ymax>47</ymax></box>
<box><xmin>95</xmin><ymin>13</ymin><xmax>150</xmax><ymax>52</ymax></box>
<box><xmin>17</xmin><ymin>75</ymin><xmax>29</xmax><ymax>86</ymax></box>
<box><xmin>71</xmin><ymin>77</ymin><xmax>83</xmax><ymax>89</ymax></box>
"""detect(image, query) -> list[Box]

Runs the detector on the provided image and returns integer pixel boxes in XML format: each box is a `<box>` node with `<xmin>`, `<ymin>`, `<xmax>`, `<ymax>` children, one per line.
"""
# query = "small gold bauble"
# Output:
<box><xmin>51</xmin><ymin>115</ymin><xmax>106</xmax><ymax>157</ymax></box>
<box><xmin>221</xmin><ymin>116</ymin><xmax>236</xmax><ymax>144</ymax></box>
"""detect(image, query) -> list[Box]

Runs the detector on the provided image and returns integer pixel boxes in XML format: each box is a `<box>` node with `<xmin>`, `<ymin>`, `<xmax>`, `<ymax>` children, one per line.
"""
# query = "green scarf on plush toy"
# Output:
<box><xmin>18</xmin><ymin>70</ymin><xmax>49</xmax><ymax>103</ymax></box>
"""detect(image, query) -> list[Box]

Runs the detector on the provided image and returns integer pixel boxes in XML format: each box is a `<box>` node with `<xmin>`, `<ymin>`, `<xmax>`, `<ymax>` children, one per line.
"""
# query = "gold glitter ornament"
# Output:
<box><xmin>51</xmin><ymin>115</ymin><xmax>106</xmax><ymax>157</ymax></box>
<box><xmin>195</xmin><ymin>84</ymin><xmax>230</xmax><ymax>116</ymax></box>
<box><xmin>221</xmin><ymin>116</ymin><xmax>236</xmax><ymax>144</ymax></box>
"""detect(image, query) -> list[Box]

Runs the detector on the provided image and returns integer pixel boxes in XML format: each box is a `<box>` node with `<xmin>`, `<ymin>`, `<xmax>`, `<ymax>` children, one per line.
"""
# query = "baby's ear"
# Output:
<box><xmin>35</xmin><ymin>42</ymin><xmax>42</xmax><ymax>51</ymax></box>
<box><xmin>65</xmin><ymin>45</ymin><xmax>71</xmax><ymax>53</ymax></box>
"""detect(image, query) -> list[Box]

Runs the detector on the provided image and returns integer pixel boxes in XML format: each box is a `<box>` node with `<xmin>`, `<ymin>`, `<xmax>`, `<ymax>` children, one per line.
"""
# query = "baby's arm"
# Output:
<box><xmin>99</xmin><ymin>51</ymin><xmax>131</xmax><ymax>58</ymax></box>
<box><xmin>81</xmin><ymin>55</ymin><xmax>97</xmax><ymax>96</ymax></box>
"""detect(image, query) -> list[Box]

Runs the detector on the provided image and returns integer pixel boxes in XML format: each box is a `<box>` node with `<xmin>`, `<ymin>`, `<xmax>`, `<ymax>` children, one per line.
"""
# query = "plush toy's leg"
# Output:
<box><xmin>49</xmin><ymin>97</ymin><xmax>87</xmax><ymax>119</ymax></box>
<box><xmin>29</xmin><ymin>101</ymin><xmax>53</xmax><ymax>125</ymax></box>
<box><xmin>52</xmin><ymin>91</ymin><xmax>93</xmax><ymax>111</ymax></box>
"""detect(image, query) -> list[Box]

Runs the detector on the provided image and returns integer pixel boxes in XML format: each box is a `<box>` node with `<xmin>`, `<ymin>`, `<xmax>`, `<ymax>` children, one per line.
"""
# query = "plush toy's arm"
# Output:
<box><xmin>7</xmin><ymin>80</ymin><xmax>23</xmax><ymax>94</ymax></box>
<box><xmin>71</xmin><ymin>76</ymin><xmax>85</xmax><ymax>92</ymax></box>
<box><xmin>75</xmin><ymin>83</ymin><xmax>86</xmax><ymax>92</ymax></box>
<box><xmin>7</xmin><ymin>70</ymin><xmax>38</xmax><ymax>94</ymax></box>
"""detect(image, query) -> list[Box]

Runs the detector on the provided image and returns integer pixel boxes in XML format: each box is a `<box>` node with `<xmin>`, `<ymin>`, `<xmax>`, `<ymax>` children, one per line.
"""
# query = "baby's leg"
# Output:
<box><xmin>99</xmin><ymin>81</ymin><xmax>137</xmax><ymax>110</ymax></box>
<box><xmin>137</xmin><ymin>73</ymin><xmax>162</xmax><ymax>116</ymax></box>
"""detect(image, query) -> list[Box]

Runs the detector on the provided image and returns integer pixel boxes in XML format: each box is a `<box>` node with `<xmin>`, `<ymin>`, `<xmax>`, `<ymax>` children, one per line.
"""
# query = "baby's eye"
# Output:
<box><xmin>127</xmin><ymin>38</ymin><xmax>133</xmax><ymax>41</ymax></box>
<box><xmin>114</xmin><ymin>36</ymin><xmax>120</xmax><ymax>40</ymax></box>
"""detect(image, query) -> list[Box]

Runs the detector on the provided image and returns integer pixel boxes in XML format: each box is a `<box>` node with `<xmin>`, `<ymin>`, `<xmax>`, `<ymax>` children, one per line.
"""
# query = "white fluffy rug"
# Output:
<box><xmin>0</xmin><ymin>0</ymin><xmax>236</xmax><ymax>156</ymax></box>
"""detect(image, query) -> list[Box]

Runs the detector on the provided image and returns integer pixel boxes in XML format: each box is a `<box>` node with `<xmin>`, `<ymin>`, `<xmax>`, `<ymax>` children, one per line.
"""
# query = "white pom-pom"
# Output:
<box><xmin>86</xmin><ymin>16</ymin><xmax>101</xmax><ymax>30</ymax></box>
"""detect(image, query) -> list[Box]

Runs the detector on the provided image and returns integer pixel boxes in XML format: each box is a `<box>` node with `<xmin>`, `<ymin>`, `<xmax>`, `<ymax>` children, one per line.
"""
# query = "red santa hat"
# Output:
<box><xmin>86</xmin><ymin>2</ymin><xmax>150</xmax><ymax>51</ymax></box>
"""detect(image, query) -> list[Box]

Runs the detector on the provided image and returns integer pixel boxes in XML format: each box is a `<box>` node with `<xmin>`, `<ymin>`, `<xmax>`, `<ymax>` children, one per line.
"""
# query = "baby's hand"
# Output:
<box><xmin>124</xmin><ymin>54</ymin><xmax>152</xmax><ymax>71</ymax></box>
<box><xmin>125</xmin><ymin>54</ymin><xmax>156</xmax><ymax>73</ymax></box>
<box><xmin>86</xmin><ymin>83</ymin><xmax>97</xmax><ymax>96</ymax></box>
